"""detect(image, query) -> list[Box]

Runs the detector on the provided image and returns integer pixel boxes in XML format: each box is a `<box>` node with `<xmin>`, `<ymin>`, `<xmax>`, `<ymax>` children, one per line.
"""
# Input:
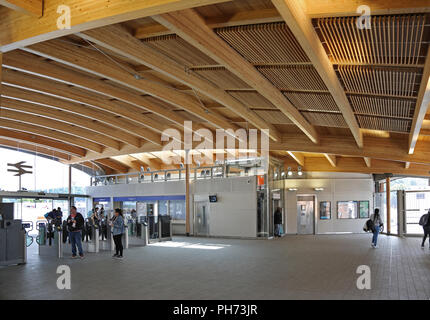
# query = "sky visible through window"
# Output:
<box><xmin>0</xmin><ymin>148</ymin><xmax>90</xmax><ymax>193</ymax></box>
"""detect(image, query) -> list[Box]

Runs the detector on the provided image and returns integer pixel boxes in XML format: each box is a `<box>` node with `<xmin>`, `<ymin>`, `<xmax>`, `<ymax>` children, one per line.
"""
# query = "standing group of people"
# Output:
<box><xmin>89</xmin><ymin>207</ymin><xmax>108</xmax><ymax>240</ymax></box>
<box><xmin>63</xmin><ymin>206</ymin><xmax>125</xmax><ymax>259</ymax></box>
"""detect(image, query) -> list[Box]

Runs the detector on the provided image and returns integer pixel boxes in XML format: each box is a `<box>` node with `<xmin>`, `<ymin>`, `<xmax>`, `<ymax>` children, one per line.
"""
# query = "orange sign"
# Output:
<box><xmin>257</xmin><ymin>175</ymin><xmax>265</xmax><ymax>186</ymax></box>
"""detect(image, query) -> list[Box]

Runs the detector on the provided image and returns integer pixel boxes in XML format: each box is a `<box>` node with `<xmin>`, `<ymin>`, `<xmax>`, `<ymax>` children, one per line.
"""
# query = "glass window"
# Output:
<box><xmin>319</xmin><ymin>201</ymin><xmax>331</xmax><ymax>220</ymax></box>
<box><xmin>75</xmin><ymin>197</ymin><xmax>90</xmax><ymax>217</ymax></box>
<box><xmin>71</xmin><ymin>167</ymin><xmax>91</xmax><ymax>194</ymax></box>
<box><xmin>358</xmin><ymin>201</ymin><xmax>370</xmax><ymax>219</ymax></box>
<box><xmin>169</xmin><ymin>200</ymin><xmax>186</xmax><ymax>220</ymax></box>
<box><xmin>122</xmin><ymin>201</ymin><xmax>137</xmax><ymax>215</ymax></box>
<box><xmin>0</xmin><ymin>148</ymin><xmax>91</xmax><ymax>194</ymax></box>
<box><xmin>337</xmin><ymin>201</ymin><xmax>358</xmax><ymax>219</ymax></box>
<box><xmin>159</xmin><ymin>200</ymin><xmax>169</xmax><ymax>216</ymax></box>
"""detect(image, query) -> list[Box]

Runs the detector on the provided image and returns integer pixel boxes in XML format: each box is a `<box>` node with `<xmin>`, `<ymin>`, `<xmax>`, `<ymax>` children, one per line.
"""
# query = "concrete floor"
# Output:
<box><xmin>0</xmin><ymin>234</ymin><xmax>429</xmax><ymax>300</ymax></box>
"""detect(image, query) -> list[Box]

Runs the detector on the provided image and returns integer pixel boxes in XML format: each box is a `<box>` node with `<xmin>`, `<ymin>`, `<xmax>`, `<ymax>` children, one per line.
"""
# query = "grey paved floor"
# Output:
<box><xmin>0</xmin><ymin>234</ymin><xmax>429</xmax><ymax>300</ymax></box>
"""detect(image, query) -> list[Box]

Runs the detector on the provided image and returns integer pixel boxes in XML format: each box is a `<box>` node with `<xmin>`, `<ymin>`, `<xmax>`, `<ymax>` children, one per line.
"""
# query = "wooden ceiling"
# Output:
<box><xmin>0</xmin><ymin>0</ymin><xmax>430</xmax><ymax>177</ymax></box>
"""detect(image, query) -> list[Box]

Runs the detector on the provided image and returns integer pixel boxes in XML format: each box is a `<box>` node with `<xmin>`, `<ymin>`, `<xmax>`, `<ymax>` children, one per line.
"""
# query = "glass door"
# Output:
<box><xmin>194</xmin><ymin>201</ymin><xmax>209</xmax><ymax>236</ymax></box>
<box><xmin>405</xmin><ymin>191</ymin><xmax>430</xmax><ymax>235</ymax></box>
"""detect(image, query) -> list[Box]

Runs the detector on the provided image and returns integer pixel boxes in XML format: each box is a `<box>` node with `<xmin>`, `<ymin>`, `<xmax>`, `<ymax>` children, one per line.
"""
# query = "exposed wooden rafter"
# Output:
<box><xmin>0</xmin><ymin>0</ymin><xmax>229</xmax><ymax>52</ymax></box>
<box><xmin>0</xmin><ymin>0</ymin><xmax>43</xmax><ymax>16</ymax></box>
<box><xmin>272</xmin><ymin>0</ymin><xmax>363</xmax><ymax>147</ymax></box>
<box><xmin>79</xmin><ymin>25</ymin><xmax>282</xmax><ymax>142</ymax></box>
<box><xmin>409</xmin><ymin>47</ymin><xmax>430</xmax><ymax>154</ymax></box>
<box><xmin>154</xmin><ymin>9</ymin><xmax>319</xmax><ymax>144</ymax></box>
<box><xmin>324</xmin><ymin>154</ymin><xmax>336</xmax><ymax>167</ymax></box>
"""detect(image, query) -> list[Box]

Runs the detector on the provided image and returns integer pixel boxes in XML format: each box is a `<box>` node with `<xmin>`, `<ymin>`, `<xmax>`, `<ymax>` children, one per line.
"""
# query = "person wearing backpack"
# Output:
<box><xmin>419</xmin><ymin>210</ymin><xmax>430</xmax><ymax>249</ymax></box>
<box><xmin>369</xmin><ymin>208</ymin><xmax>383</xmax><ymax>248</ymax></box>
<box><xmin>274</xmin><ymin>207</ymin><xmax>283</xmax><ymax>237</ymax></box>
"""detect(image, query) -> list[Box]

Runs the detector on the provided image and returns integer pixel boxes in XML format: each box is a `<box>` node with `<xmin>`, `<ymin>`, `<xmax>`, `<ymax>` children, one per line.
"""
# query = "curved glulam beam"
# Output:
<box><xmin>80</xmin><ymin>25</ymin><xmax>282</xmax><ymax>142</ymax></box>
<box><xmin>0</xmin><ymin>0</ymin><xmax>229</xmax><ymax>52</ymax></box>
<box><xmin>271</xmin><ymin>0</ymin><xmax>363</xmax><ymax>148</ymax></box>
<box><xmin>1</xmin><ymin>108</ymin><xmax>121</xmax><ymax>150</ymax></box>
<box><xmin>0</xmin><ymin>0</ymin><xmax>43</xmax><ymax>16</ymax></box>
<box><xmin>0</xmin><ymin>127</ymin><xmax>86</xmax><ymax>157</ymax></box>
<box><xmin>94</xmin><ymin>158</ymin><xmax>130</xmax><ymax>173</ymax></box>
<box><xmin>1</xmin><ymin>96</ymin><xmax>142</xmax><ymax>147</ymax></box>
<box><xmin>24</xmin><ymin>40</ymin><xmax>239</xmax><ymax>132</ymax></box>
<box><xmin>154</xmin><ymin>9</ymin><xmax>318</xmax><ymax>143</ymax></box>
<box><xmin>2</xmin><ymin>68</ymin><xmax>165</xmax><ymax>143</ymax></box>
<box><xmin>0</xmin><ymin>138</ymin><xmax>71</xmax><ymax>161</ymax></box>
<box><xmin>0</xmin><ymin>118</ymin><xmax>104</xmax><ymax>153</ymax></box>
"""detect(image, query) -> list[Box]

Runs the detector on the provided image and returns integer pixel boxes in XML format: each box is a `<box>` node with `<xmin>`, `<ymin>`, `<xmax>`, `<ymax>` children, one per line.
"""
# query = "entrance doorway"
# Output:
<box><xmin>297</xmin><ymin>195</ymin><xmax>315</xmax><ymax>235</ymax></box>
<box><xmin>194</xmin><ymin>201</ymin><xmax>209</xmax><ymax>236</ymax></box>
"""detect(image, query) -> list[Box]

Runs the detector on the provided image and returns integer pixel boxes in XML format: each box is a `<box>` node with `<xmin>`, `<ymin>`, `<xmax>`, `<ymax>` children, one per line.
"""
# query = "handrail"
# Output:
<box><xmin>90</xmin><ymin>165</ymin><xmax>227</xmax><ymax>186</ymax></box>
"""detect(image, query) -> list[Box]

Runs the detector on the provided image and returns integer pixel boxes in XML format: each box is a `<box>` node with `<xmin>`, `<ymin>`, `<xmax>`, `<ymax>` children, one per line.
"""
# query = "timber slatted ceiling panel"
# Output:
<box><xmin>215</xmin><ymin>23</ymin><xmax>310</xmax><ymax>64</ymax></box>
<box><xmin>257</xmin><ymin>65</ymin><xmax>328</xmax><ymax>91</ymax></box>
<box><xmin>142</xmin><ymin>35</ymin><xmax>217</xmax><ymax>67</ymax></box>
<box><xmin>316</xmin><ymin>15</ymin><xmax>428</xmax><ymax>66</ymax></box>
<box><xmin>349</xmin><ymin>95</ymin><xmax>415</xmax><ymax>118</ymax></box>
<box><xmin>283</xmin><ymin>92</ymin><xmax>339</xmax><ymax>112</ymax></box>
<box><xmin>228</xmin><ymin>91</ymin><xmax>276</xmax><ymax>109</ymax></box>
<box><xmin>356</xmin><ymin>115</ymin><xmax>411</xmax><ymax>133</ymax></box>
<box><xmin>192</xmin><ymin>67</ymin><xmax>251</xmax><ymax>90</ymax></box>
<box><xmin>254</xmin><ymin>110</ymin><xmax>293</xmax><ymax>124</ymax></box>
<box><xmin>301</xmin><ymin>112</ymin><xmax>348</xmax><ymax>128</ymax></box>
<box><xmin>210</xmin><ymin>107</ymin><xmax>243</xmax><ymax>120</ymax></box>
<box><xmin>338</xmin><ymin>66</ymin><xmax>420</xmax><ymax>97</ymax></box>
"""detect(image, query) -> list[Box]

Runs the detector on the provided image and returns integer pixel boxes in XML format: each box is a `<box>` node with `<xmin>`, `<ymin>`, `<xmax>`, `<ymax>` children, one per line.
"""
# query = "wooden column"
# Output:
<box><xmin>185</xmin><ymin>150</ymin><xmax>191</xmax><ymax>236</ymax></box>
<box><xmin>68</xmin><ymin>164</ymin><xmax>72</xmax><ymax>208</ymax></box>
<box><xmin>0</xmin><ymin>52</ymin><xmax>2</xmax><ymax>109</ymax></box>
<box><xmin>386</xmin><ymin>177</ymin><xmax>391</xmax><ymax>234</ymax></box>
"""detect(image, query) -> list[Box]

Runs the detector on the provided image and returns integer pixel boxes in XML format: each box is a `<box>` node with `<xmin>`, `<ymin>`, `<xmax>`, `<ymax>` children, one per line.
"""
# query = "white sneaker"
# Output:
<box><xmin>371</xmin><ymin>244</ymin><xmax>375</xmax><ymax>248</ymax></box>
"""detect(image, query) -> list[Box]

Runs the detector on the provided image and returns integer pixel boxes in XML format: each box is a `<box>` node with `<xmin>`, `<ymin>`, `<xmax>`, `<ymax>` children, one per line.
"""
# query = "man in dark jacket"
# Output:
<box><xmin>274</xmin><ymin>207</ymin><xmax>283</xmax><ymax>237</ymax></box>
<box><xmin>67</xmin><ymin>206</ymin><xmax>85</xmax><ymax>258</ymax></box>
<box><xmin>420</xmin><ymin>211</ymin><xmax>430</xmax><ymax>249</ymax></box>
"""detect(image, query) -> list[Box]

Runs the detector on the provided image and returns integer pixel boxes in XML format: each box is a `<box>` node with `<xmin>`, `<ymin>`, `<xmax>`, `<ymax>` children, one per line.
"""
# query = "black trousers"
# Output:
<box><xmin>422</xmin><ymin>226</ymin><xmax>430</xmax><ymax>247</ymax></box>
<box><xmin>113</xmin><ymin>234</ymin><xmax>123</xmax><ymax>256</ymax></box>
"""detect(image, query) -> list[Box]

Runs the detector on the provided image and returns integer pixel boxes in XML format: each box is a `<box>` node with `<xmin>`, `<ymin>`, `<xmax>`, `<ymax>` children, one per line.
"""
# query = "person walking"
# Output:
<box><xmin>66</xmin><ymin>206</ymin><xmax>85</xmax><ymax>259</ymax></box>
<box><xmin>370</xmin><ymin>208</ymin><xmax>383</xmax><ymax>248</ymax></box>
<box><xmin>274</xmin><ymin>207</ymin><xmax>283</xmax><ymax>237</ymax></box>
<box><xmin>419</xmin><ymin>209</ymin><xmax>430</xmax><ymax>249</ymax></box>
<box><xmin>111</xmin><ymin>208</ymin><xmax>125</xmax><ymax>259</ymax></box>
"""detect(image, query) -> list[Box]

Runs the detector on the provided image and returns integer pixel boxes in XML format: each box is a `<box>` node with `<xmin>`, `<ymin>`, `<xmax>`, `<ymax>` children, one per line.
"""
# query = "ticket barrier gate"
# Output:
<box><xmin>147</xmin><ymin>215</ymin><xmax>172</xmax><ymax>243</ymax></box>
<box><xmin>136</xmin><ymin>215</ymin><xmax>171</xmax><ymax>244</ymax></box>
<box><xmin>0</xmin><ymin>220</ymin><xmax>27</xmax><ymax>266</ymax></box>
<box><xmin>38</xmin><ymin>222</ymin><xmax>63</xmax><ymax>258</ymax></box>
<box><xmin>39</xmin><ymin>221</ymin><xmax>101</xmax><ymax>257</ymax></box>
<box><xmin>127</xmin><ymin>218</ymin><xmax>148</xmax><ymax>247</ymax></box>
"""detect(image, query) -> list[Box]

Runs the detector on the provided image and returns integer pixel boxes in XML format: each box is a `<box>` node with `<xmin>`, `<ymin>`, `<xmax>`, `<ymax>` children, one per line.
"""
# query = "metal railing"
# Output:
<box><xmin>91</xmin><ymin>166</ymin><xmax>227</xmax><ymax>186</ymax></box>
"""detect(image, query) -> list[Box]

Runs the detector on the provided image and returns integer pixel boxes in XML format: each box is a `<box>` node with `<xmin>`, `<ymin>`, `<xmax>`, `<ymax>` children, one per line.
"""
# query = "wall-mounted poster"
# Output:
<box><xmin>320</xmin><ymin>201</ymin><xmax>331</xmax><ymax>220</ymax></box>
<box><xmin>358</xmin><ymin>201</ymin><xmax>370</xmax><ymax>219</ymax></box>
<box><xmin>337</xmin><ymin>201</ymin><xmax>358</xmax><ymax>219</ymax></box>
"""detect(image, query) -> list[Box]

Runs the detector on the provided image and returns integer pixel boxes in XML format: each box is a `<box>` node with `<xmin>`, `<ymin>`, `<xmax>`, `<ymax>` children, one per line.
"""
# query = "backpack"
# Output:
<box><xmin>363</xmin><ymin>219</ymin><xmax>374</xmax><ymax>232</ymax></box>
<box><xmin>419</xmin><ymin>213</ymin><xmax>429</xmax><ymax>226</ymax></box>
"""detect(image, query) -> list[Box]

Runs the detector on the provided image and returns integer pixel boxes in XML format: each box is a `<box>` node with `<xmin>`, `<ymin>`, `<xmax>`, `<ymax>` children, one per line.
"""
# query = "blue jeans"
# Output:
<box><xmin>70</xmin><ymin>231</ymin><xmax>83</xmax><ymax>256</ymax></box>
<box><xmin>372</xmin><ymin>226</ymin><xmax>380</xmax><ymax>246</ymax></box>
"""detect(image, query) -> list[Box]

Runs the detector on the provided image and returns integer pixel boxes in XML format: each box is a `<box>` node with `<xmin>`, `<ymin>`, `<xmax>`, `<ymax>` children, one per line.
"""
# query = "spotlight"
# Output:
<box><xmin>314</xmin><ymin>187</ymin><xmax>324</xmax><ymax>191</ymax></box>
<box><xmin>287</xmin><ymin>167</ymin><xmax>293</xmax><ymax>176</ymax></box>
<box><xmin>298</xmin><ymin>166</ymin><xmax>303</xmax><ymax>176</ymax></box>
<box><xmin>288</xmin><ymin>188</ymin><xmax>298</xmax><ymax>191</ymax></box>
<box><xmin>281</xmin><ymin>171</ymin><xmax>285</xmax><ymax>177</ymax></box>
